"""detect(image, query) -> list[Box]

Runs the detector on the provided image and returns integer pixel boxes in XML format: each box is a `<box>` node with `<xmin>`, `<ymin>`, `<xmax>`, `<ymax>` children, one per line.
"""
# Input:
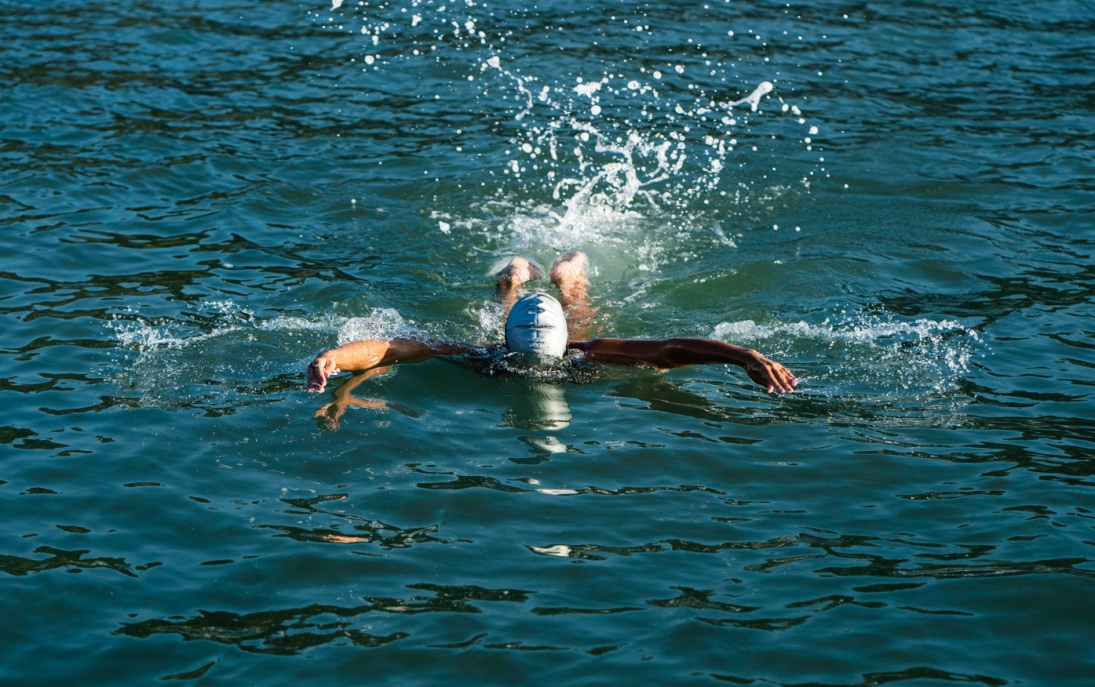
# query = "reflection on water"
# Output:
<box><xmin>257</xmin><ymin>523</ymin><xmax>450</xmax><ymax>549</ymax></box>
<box><xmin>116</xmin><ymin>584</ymin><xmax>534</xmax><ymax>655</ymax></box>
<box><xmin>316</xmin><ymin>368</ymin><xmax>575</xmax><ymax>432</ymax></box>
<box><xmin>116</xmin><ymin>606</ymin><xmax>410</xmax><ymax>655</ymax></box>
<box><xmin>256</xmin><ymin>491</ymin><xmax>461</xmax><ymax>551</ymax></box>
<box><xmin>501</xmin><ymin>382</ymin><xmax>572</xmax><ymax>430</ymax></box>
<box><xmin>0</xmin><ymin>546</ymin><xmax>146</xmax><ymax>578</ymax></box>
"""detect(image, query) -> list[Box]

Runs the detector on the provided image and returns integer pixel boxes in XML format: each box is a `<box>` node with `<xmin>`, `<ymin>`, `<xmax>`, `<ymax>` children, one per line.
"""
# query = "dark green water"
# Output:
<box><xmin>2</xmin><ymin>1</ymin><xmax>1093</xmax><ymax>684</ymax></box>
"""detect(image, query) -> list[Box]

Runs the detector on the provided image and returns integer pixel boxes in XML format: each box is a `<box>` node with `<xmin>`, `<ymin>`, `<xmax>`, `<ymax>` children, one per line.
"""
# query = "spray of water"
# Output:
<box><xmin>313</xmin><ymin>0</ymin><xmax>827</xmax><ymax>253</ymax></box>
<box><xmin>712</xmin><ymin>312</ymin><xmax>983</xmax><ymax>398</ymax></box>
<box><xmin>109</xmin><ymin>306</ymin><xmax>416</xmax><ymax>410</ymax></box>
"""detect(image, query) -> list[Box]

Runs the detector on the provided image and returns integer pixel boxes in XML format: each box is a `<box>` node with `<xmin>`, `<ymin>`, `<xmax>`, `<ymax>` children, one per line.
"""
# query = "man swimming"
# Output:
<box><xmin>305</xmin><ymin>251</ymin><xmax>797</xmax><ymax>394</ymax></box>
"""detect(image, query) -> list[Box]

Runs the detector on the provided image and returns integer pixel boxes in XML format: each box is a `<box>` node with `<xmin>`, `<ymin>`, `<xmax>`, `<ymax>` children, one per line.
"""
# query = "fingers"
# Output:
<box><xmin>305</xmin><ymin>356</ymin><xmax>339</xmax><ymax>393</ymax></box>
<box><xmin>747</xmin><ymin>356</ymin><xmax>798</xmax><ymax>394</ymax></box>
<box><xmin>764</xmin><ymin>361</ymin><xmax>794</xmax><ymax>393</ymax></box>
<box><xmin>763</xmin><ymin>361</ymin><xmax>797</xmax><ymax>394</ymax></box>
<box><xmin>305</xmin><ymin>361</ymin><xmax>326</xmax><ymax>393</ymax></box>
<box><xmin>312</xmin><ymin>402</ymin><xmax>344</xmax><ymax>430</ymax></box>
<box><xmin>770</xmin><ymin>363</ymin><xmax>798</xmax><ymax>393</ymax></box>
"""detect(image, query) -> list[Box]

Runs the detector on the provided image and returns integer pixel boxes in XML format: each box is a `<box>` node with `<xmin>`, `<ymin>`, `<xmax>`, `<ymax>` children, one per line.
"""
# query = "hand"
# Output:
<box><xmin>313</xmin><ymin>397</ymin><xmax>386</xmax><ymax>430</ymax></box>
<box><xmin>306</xmin><ymin>353</ymin><xmax>339</xmax><ymax>393</ymax></box>
<box><xmin>312</xmin><ymin>402</ymin><xmax>346</xmax><ymax>430</ymax></box>
<box><xmin>744</xmin><ymin>351</ymin><xmax>798</xmax><ymax>393</ymax></box>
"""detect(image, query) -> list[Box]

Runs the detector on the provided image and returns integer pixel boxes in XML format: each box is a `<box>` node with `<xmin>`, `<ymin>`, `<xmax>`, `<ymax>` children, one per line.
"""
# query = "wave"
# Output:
<box><xmin>108</xmin><ymin>305</ymin><xmax>415</xmax><ymax>411</ymax></box>
<box><xmin>712</xmin><ymin>311</ymin><xmax>984</xmax><ymax>397</ymax></box>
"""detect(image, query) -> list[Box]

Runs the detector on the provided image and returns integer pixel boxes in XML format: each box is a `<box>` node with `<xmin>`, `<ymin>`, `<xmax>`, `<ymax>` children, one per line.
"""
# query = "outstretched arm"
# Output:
<box><xmin>570</xmin><ymin>338</ymin><xmax>797</xmax><ymax>393</ymax></box>
<box><xmin>306</xmin><ymin>338</ymin><xmax>485</xmax><ymax>392</ymax></box>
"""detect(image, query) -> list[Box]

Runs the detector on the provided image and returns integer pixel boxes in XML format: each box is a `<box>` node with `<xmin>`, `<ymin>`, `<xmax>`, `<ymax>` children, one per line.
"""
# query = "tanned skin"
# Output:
<box><xmin>306</xmin><ymin>251</ymin><xmax>797</xmax><ymax>394</ymax></box>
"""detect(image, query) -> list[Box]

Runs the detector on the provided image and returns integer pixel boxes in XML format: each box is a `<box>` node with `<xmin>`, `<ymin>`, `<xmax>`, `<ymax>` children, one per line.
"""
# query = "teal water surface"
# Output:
<box><xmin>2</xmin><ymin>1</ymin><xmax>1094</xmax><ymax>685</ymax></box>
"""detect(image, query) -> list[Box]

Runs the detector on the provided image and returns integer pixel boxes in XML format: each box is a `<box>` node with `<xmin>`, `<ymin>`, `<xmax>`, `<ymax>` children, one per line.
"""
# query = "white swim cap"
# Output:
<box><xmin>505</xmin><ymin>292</ymin><xmax>569</xmax><ymax>360</ymax></box>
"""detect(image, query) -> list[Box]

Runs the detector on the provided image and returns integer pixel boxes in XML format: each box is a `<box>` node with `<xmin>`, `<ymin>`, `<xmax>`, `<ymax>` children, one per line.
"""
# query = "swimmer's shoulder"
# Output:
<box><xmin>428</xmin><ymin>341</ymin><xmax>502</xmax><ymax>358</ymax></box>
<box><xmin>442</xmin><ymin>342</ymin><xmax>505</xmax><ymax>372</ymax></box>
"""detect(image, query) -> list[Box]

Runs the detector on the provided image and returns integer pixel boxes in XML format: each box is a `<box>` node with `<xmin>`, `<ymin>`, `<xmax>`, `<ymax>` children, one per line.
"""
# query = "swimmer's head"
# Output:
<box><xmin>505</xmin><ymin>292</ymin><xmax>568</xmax><ymax>361</ymax></box>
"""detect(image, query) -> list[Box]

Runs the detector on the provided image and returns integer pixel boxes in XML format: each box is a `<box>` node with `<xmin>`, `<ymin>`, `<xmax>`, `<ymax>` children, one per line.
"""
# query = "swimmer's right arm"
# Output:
<box><xmin>306</xmin><ymin>338</ymin><xmax>485</xmax><ymax>392</ymax></box>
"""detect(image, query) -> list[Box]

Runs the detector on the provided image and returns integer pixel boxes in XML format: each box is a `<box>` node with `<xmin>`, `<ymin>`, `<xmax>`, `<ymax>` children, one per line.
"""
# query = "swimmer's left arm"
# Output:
<box><xmin>571</xmin><ymin>337</ymin><xmax>797</xmax><ymax>393</ymax></box>
<box><xmin>306</xmin><ymin>338</ymin><xmax>486</xmax><ymax>392</ymax></box>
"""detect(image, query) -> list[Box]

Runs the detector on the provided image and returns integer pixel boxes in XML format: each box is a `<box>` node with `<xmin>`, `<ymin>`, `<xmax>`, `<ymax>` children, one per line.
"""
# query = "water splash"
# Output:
<box><xmin>332</xmin><ymin>309</ymin><xmax>413</xmax><ymax>346</ymax></box>
<box><xmin>108</xmin><ymin>305</ymin><xmax>415</xmax><ymax>411</ymax></box>
<box><xmin>712</xmin><ymin>312</ymin><xmax>983</xmax><ymax>397</ymax></box>
<box><xmin>315</xmin><ymin>1</ymin><xmax>827</xmax><ymax>256</ymax></box>
<box><xmin>726</xmin><ymin>80</ymin><xmax>774</xmax><ymax>112</ymax></box>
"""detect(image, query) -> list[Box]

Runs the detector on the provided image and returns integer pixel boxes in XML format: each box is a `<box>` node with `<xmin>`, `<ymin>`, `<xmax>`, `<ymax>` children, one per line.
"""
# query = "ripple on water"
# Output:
<box><xmin>2</xmin><ymin>0</ymin><xmax>1094</xmax><ymax>685</ymax></box>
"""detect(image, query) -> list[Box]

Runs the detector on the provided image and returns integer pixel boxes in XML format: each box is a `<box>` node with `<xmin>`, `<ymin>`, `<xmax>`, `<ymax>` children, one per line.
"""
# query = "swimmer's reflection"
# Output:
<box><xmin>312</xmin><ymin>366</ymin><xmax>391</xmax><ymax>430</ymax></box>
<box><xmin>501</xmin><ymin>382</ymin><xmax>572</xmax><ymax>430</ymax></box>
<box><xmin>313</xmin><ymin>368</ymin><xmax>572</xmax><ymax>432</ymax></box>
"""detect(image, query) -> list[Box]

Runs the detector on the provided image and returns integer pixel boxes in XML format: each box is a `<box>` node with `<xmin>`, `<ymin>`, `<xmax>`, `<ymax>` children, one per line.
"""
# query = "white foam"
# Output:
<box><xmin>712</xmin><ymin>317</ymin><xmax>975</xmax><ymax>347</ymax></box>
<box><xmin>712</xmin><ymin>314</ymin><xmax>982</xmax><ymax>394</ymax></box>
<box><xmin>335</xmin><ymin>308</ymin><xmax>414</xmax><ymax>346</ymax></box>
<box><xmin>109</xmin><ymin>305</ymin><xmax>419</xmax><ymax>409</ymax></box>
<box><xmin>113</xmin><ymin>307</ymin><xmax>417</xmax><ymax>358</ymax></box>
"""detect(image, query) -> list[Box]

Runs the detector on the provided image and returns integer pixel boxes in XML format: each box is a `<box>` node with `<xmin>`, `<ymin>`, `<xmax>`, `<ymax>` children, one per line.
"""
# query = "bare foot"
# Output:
<box><xmin>550</xmin><ymin>251</ymin><xmax>595</xmax><ymax>338</ymax></box>
<box><xmin>496</xmin><ymin>257</ymin><xmax>542</xmax><ymax>316</ymax></box>
<box><xmin>550</xmin><ymin>251</ymin><xmax>589</xmax><ymax>296</ymax></box>
<box><xmin>496</xmin><ymin>256</ymin><xmax>543</xmax><ymax>290</ymax></box>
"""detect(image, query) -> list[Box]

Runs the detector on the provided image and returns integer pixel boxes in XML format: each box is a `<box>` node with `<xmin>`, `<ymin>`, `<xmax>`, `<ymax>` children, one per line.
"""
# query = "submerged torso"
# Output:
<box><xmin>450</xmin><ymin>344</ymin><xmax>605</xmax><ymax>384</ymax></box>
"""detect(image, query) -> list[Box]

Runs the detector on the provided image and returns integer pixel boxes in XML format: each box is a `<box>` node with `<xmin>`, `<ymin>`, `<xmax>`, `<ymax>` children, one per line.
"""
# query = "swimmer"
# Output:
<box><xmin>306</xmin><ymin>251</ymin><xmax>797</xmax><ymax>394</ymax></box>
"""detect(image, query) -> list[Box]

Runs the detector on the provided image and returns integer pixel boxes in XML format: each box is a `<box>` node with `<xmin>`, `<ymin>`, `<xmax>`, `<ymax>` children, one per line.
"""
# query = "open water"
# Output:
<box><xmin>2</xmin><ymin>1</ymin><xmax>1093</xmax><ymax>684</ymax></box>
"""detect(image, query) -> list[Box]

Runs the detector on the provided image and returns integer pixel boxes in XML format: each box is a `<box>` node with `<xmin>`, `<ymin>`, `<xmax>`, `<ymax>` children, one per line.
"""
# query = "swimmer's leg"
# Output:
<box><xmin>551</xmin><ymin>251</ymin><xmax>596</xmax><ymax>339</ymax></box>
<box><xmin>496</xmin><ymin>257</ymin><xmax>542</xmax><ymax>317</ymax></box>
